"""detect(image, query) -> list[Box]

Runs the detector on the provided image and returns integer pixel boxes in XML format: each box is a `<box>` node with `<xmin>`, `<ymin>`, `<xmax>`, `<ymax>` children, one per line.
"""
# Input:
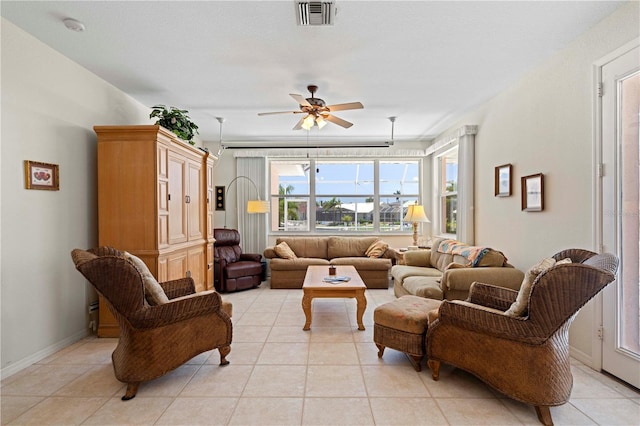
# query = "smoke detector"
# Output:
<box><xmin>63</xmin><ymin>18</ymin><xmax>85</xmax><ymax>32</ymax></box>
<box><xmin>296</xmin><ymin>2</ymin><xmax>336</xmax><ymax>26</ymax></box>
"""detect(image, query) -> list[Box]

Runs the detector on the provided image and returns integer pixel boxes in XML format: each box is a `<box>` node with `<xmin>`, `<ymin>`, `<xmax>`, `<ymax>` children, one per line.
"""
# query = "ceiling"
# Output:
<box><xmin>1</xmin><ymin>1</ymin><xmax>625</xmax><ymax>146</ymax></box>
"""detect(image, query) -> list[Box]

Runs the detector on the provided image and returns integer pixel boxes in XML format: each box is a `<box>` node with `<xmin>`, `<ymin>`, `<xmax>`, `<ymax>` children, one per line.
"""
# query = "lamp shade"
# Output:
<box><xmin>301</xmin><ymin>114</ymin><xmax>315</xmax><ymax>130</ymax></box>
<box><xmin>316</xmin><ymin>115</ymin><xmax>327</xmax><ymax>129</ymax></box>
<box><xmin>247</xmin><ymin>200</ymin><xmax>270</xmax><ymax>214</ymax></box>
<box><xmin>404</xmin><ymin>204</ymin><xmax>430</xmax><ymax>223</ymax></box>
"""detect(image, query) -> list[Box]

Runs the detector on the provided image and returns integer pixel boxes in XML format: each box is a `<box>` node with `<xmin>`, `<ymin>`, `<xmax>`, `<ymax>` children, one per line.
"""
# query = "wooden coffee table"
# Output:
<box><xmin>302</xmin><ymin>265</ymin><xmax>367</xmax><ymax>331</ymax></box>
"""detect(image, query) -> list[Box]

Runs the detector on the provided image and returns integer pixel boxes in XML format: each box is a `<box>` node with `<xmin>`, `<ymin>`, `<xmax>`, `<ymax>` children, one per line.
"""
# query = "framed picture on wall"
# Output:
<box><xmin>521</xmin><ymin>173</ymin><xmax>544</xmax><ymax>211</ymax></box>
<box><xmin>24</xmin><ymin>160</ymin><xmax>59</xmax><ymax>191</ymax></box>
<box><xmin>494</xmin><ymin>164</ymin><xmax>512</xmax><ymax>197</ymax></box>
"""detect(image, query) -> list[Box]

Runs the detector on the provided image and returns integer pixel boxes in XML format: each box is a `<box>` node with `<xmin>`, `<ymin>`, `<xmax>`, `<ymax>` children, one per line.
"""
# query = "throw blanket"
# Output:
<box><xmin>437</xmin><ymin>239</ymin><xmax>491</xmax><ymax>267</ymax></box>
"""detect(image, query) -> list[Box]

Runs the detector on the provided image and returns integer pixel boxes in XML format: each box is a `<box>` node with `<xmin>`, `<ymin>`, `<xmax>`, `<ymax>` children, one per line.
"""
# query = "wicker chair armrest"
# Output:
<box><xmin>160</xmin><ymin>277</ymin><xmax>196</xmax><ymax>299</ymax></box>
<box><xmin>240</xmin><ymin>253</ymin><xmax>262</xmax><ymax>263</ymax></box>
<box><xmin>467</xmin><ymin>282</ymin><xmax>519</xmax><ymax>311</ymax></box>
<box><xmin>437</xmin><ymin>300</ymin><xmax>544</xmax><ymax>344</ymax></box>
<box><xmin>129</xmin><ymin>290</ymin><xmax>225</xmax><ymax>329</ymax></box>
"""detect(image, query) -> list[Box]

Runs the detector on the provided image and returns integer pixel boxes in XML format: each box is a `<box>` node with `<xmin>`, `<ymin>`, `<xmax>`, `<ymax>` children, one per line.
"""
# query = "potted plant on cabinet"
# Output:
<box><xmin>150</xmin><ymin>105</ymin><xmax>199</xmax><ymax>145</ymax></box>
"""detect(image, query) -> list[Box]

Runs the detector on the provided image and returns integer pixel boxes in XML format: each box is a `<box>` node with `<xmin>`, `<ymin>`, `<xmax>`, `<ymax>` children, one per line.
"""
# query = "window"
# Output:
<box><xmin>439</xmin><ymin>148</ymin><xmax>458</xmax><ymax>235</ymax></box>
<box><xmin>269</xmin><ymin>159</ymin><xmax>420</xmax><ymax>233</ymax></box>
<box><xmin>270</xmin><ymin>160</ymin><xmax>310</xmax><ymax>231</ymax></box>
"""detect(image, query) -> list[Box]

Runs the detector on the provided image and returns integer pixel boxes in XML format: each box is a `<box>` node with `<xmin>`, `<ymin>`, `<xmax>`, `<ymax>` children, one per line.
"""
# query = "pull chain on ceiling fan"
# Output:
<box><xmin>258</xmin><ymin>85</ymin><xmax>363</xmax><ymax>130</ymax></box>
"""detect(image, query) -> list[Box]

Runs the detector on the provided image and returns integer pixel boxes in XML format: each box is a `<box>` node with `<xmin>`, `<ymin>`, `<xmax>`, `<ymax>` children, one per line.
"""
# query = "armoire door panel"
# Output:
<box><xmin>188</xmin><ymin>160</ymin><xmax>204</xmax><ymax>241</ymax></box>
<box><xmin>158</xmin><ymin>214</ymin><xmax>169</xmax><ymax>247</ymax></box>
<box><xmin>157</xmin><ymin>144</ymin><xmax>168</xmax><ymax>179</ymax></box>
<box><xmin>168</xmin><ymin>155</ymin><xmax>188</xmax><ymax>244</ymax></box>
<box><xmin>157</xmin><ymin>256</ymin><xmax>168</xmax><ymax>282</ymax></box>
<box><xmin>188</xmin><ymin>245</ymin><xmax>206</xmax><ymax>292</ymax></box>
<box><xmin>167</xmin><ymin>251</ymin><xmax>188</xmax><ymax>281</ymax></box>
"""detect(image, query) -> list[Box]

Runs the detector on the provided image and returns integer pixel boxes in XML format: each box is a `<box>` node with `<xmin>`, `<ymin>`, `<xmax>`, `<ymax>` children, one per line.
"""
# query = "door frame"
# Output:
<box><xmin>591</xmin><ymin>37</ymin><xmax>640</xmax><ymax>370</ymax></box>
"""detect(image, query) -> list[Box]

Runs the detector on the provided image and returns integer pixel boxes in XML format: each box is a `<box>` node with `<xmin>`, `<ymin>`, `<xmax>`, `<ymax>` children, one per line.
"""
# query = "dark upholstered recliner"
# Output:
<box><xmin>426</xmin><ymin>249</ymin><xmax>619</xmax><ymax>426</ymax></box>
<box><xmin>71</xmin><ymin>246</ymin><xmax>232</xmax><ymax>401</ymax></box>
<box><xmin>214</xmin><ymin>228</ymin><xmax>263</xmax><ymax>292</ymax></box>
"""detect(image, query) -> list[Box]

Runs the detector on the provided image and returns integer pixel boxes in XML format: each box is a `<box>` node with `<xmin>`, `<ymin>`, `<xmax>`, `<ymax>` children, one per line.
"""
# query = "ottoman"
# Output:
<box><xmin>373</xmin><ymin>295</ymin><xmax>442</xmax><ymax>372</ymax></box>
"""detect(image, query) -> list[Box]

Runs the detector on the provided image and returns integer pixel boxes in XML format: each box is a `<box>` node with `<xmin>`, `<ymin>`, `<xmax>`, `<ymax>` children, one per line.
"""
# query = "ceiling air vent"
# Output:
<box><xmin>297</xmin><ymin>2</ymin><xmax>335</xmax><ymax>26</ymax></box>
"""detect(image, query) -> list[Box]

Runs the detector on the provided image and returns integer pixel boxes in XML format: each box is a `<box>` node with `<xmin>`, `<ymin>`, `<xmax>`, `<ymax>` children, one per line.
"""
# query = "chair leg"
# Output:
<box><xmin>407</xmin><ymin>354</ymin><xmax>423</xmax><ymax>372</ymax></box>
<box><xmin>535</xmin><ymin>406</ymin><xmax>554</xmax><ymax>426</ymax></box>
<box><xmin>427</xmin><ymin>359</ymin><xmax>440</xmax><ymax>381</ymax></box>
<box><xmin>219</xmin><ymin>345</ymin><xmax>231</xmax><ymax>366</ymax></box>
<box><xmin>121</xmin><ymin>382</ymin><xmax>139</xmax><ymax>401</ymax></box>
<box><xmin>375</xmin><ymin>343</ymin><xmax>385</xmax><ymax>358</ymax></box>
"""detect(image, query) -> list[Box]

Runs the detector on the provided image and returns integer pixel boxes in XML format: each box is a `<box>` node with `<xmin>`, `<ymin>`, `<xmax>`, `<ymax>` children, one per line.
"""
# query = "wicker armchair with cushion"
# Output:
<box><xmin>71</xmin><ymin>246</ymin><xmax>232</xmax><ymax>401</ymax></box>
<box><xmin>426</xmin><ymin>249</ymin><xmax>618</xmax><ymax>426</ymax></box>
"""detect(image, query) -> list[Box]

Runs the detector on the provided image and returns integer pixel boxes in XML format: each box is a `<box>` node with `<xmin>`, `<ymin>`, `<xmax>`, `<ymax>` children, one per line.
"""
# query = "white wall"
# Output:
<box><xmin>433</xmin><ymin>2</ymin><xmax>639</xmax><ymax>365</ymax></box>
<box><xmin>0</xmin><ymin>19</ymin><xmax>151</xmax><ymax>376</ymax></box>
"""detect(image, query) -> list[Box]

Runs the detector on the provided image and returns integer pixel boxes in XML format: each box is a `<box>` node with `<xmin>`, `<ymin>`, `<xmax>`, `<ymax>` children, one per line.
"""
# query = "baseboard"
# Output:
<box><xmin>570</xmin><ymin>345</ymin><xmax>595</xmax><ymax>369</ymax></box>
<box><xmin>1</xmin><ymin>329</ymin><xmax>90</xmax><ymax>380</ymax></box>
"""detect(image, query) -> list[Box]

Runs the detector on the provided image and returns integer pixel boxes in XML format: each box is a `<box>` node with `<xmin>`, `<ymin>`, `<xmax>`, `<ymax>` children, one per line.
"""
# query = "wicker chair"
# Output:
<box><xmin>71</xmin><ymin>247</ymin><xmax>232</xmax><ymax>400</ymax></box>
<box><xmin>426</xmin><ymin>249</ymin><xmax>618</xmax><ymax>426</ymax></box>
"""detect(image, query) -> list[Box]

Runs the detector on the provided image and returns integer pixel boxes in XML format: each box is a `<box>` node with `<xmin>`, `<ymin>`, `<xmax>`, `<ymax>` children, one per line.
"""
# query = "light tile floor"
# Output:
<box><xmin>2</xmin><ymin>282</ymin><xmax>639</xmax><ymax>425</ymax></box>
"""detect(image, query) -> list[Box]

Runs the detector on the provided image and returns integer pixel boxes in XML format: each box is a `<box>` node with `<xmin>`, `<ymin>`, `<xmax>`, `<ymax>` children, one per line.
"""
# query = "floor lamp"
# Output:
<box><xmin>224</xmin><ymin>176</ymin><xmax>269</xmax><ymax>228</ymax></box>
<box><xmin>404</xmin><ymin>202</ymin><xmax>430</xmax><ymax>248</ymax></box>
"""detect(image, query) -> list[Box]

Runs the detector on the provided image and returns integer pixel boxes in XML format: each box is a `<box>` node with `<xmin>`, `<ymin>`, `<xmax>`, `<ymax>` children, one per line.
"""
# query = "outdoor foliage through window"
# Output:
<box><xmin>269</xmin><ymin>159</ymin><xmax>420</xmax><ymax>233</ymax></box>
<box><xmin>440</xmin><ymin>149</ymin><xmax>458</xmax><ymax>234</ymax></box>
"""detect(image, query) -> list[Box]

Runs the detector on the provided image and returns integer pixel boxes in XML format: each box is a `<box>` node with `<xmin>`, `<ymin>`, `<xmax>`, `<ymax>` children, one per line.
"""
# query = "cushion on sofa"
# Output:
<box><xmin>331</xmin><ymin>257</ymin><xmax>391</xmax><ymax>270</ymax></box>
<box><xmin>391</xmin><ymin>265</ymin><xmax>443</xmax><ymax>282</ymax></box>
<box><xmin>274</xmin><ymin>241</ymin><xmax>297</xmax><ymax>259</ymax></box>
<box><xmin>327</xmin><ymin>237</ymin><xmax>379</xmax><ymax>259</ymax></box>
<box><xmin>276</xmin><ymin>237</ymin><xmax>328</xmax><ymax>259</ymax></box>
<box><xmin>366</xmin><ymin>240</ymin><xmax>389</xmax><ymax>258</ymax></box>
<box><xmin>124</xmin><ymin>251</ymin><xmax>169</xmax><ymax>306</ymax></box>
<box><xmin>505</xmin><ymin>257</ymin><xmax>571</xmax><ymax>317</ymax></box>
<box><xmin>403</xmin><ymin>250</ymin><xmax>432</xmax><ymax>267</ymax></box>
<box><xmin>403</xmin><ymin>276</ymin><xmax>444</xmax><ymax>300</ymax></box>
<box><xmin>269</xmin><ymin>257</ymin><xmax>330</xmax><ymax>271</ymax></box>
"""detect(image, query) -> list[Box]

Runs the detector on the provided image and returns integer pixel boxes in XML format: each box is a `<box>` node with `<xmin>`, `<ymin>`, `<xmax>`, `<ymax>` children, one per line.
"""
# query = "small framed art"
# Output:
<box><xmin>24</xmin><ymin>160</ymin><xmax>59</xmax><ymax>191</ymax></box>
<box><xmin>494</xmin><ymin>164</ymin><xmax>512</xmax><ymax>197</ymax></box>
<box><xmin>521</xmin><ymin>173</ymin><xmax>544</xmax><ymax>211</ymax></box>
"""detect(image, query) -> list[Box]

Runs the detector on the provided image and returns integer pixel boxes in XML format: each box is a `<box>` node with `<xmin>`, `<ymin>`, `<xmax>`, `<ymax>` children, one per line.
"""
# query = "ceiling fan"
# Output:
<box><xmin>258</xmin><ymin>85</ymin><xmax>364</xmax><ymax>130</ymax></box>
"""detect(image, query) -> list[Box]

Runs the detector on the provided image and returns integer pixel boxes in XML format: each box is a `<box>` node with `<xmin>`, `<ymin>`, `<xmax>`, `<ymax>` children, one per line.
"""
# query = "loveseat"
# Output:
<box><xmin>391</xmin><ymin>238</ymin><xmax>524</xmax><ymax>300</ymax></box>
<box><xmin>263</xmin><ymin>237</ymin><xmax>393</xmax><ymax>289</ymax></box>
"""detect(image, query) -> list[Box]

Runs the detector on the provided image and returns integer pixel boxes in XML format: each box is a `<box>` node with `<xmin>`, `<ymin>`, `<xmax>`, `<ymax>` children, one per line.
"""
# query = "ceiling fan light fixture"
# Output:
<box><xmin>302</xmin><ymin>114</ymin><xmax>315</xmax><ymax>130</ymax></box>
<box><xmin>315</xmin><ymin>115</ymin><xmax>327</xmax><ymax>129</ymax></box>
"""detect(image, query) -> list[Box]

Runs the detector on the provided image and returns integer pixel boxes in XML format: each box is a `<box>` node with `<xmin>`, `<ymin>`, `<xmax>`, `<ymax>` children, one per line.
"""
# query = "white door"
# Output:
<box><xmin>600</xmin><ymin>42</ymin><xmax>640</xmax><ymax>388</ymax></box>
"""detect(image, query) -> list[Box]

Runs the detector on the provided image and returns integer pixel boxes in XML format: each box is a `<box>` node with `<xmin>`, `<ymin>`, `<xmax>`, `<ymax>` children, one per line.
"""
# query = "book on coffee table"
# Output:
<box><xmin>322</xmin><ymin>276</ymin><xmax>351</xmax><ymax>283</ymax></box>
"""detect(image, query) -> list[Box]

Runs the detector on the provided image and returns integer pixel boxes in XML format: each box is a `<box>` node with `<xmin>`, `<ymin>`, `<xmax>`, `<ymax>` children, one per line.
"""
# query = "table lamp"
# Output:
<box><xmin>403</xmin><ymin>202</ymin><xmax>430</xmax><ymax>248</ymax></box>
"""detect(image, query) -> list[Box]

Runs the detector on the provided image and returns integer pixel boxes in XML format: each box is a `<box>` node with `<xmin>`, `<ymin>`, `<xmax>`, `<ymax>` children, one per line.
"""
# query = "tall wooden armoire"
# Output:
<box><xmin>94</xmin><ymin>125</ymin><xmax>216</xmax><ymax>337</ymax></box>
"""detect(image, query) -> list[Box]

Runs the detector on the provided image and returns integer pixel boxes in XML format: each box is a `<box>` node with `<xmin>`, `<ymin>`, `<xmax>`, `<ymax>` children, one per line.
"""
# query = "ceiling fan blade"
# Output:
<box><xmin>258</xmin><ymin>110</ymin><xmax>300</xmax><ymax>116</ymax></box>
<box><xmin>292</xmin><ymin>117</ymin><xmax>305</xmax><ymax>130</ymax></box>
<box><xmin>325</xmin><ymin>102</ymin><xmax>364</xmax><ymax>112</ymax></box>
<box><xmin>324</xmin><ymin>114</ymin><xmax>353</xmax><ymax>128</ymax></box>
<box><xmin>290</xmin><ymin>93</ymin><xmax>311</xmax><ymax>107</ymax></box>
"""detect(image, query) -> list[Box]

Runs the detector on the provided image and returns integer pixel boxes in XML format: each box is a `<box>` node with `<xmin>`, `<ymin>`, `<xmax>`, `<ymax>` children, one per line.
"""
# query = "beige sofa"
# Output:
<box><xmin>391</xmin><ymin>238</ymin><xmax>524</xmax><ymax>300</ymax></box>
<box><xmin>264</xmin><ymin>237</ymin><xmax>393</xmax><ymax>289</ymax></box>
